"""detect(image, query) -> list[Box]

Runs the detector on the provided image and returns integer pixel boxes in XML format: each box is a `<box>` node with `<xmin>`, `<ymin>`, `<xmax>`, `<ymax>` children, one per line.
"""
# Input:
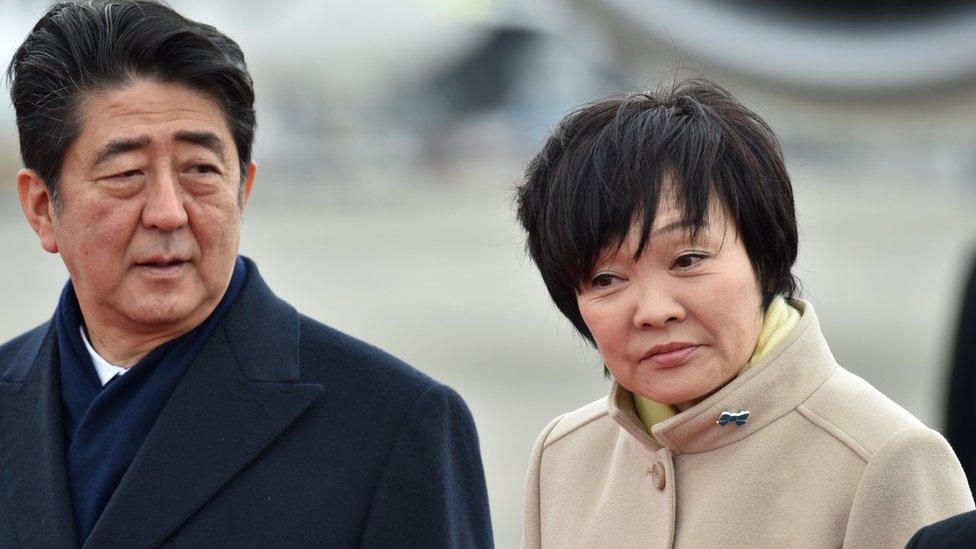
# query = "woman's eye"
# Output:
<box><xmin>591</xmin><ymin>274</ymin><xmax>618</xmax><ymax>288</ymax></box>
<box><xmin>672</xmin><ymin>253</ymin><xmax>706</xmax><ymax>270</ymax></box>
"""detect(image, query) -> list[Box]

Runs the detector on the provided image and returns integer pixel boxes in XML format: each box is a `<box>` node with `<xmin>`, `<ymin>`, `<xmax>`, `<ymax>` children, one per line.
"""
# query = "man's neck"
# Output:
<box><xmin>81</xmin><ymin>327</ymin><xmax>168</xmax><ymax>368</ymax></box>
<box><xmin>78</xmin><ymin>304</ymin><xmax>219</xmax><ymax>368</ymax></box>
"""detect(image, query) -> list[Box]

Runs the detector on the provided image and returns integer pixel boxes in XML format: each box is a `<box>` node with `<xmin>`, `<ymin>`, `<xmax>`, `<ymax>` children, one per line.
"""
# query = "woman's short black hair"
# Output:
<box><xmin>6</xmin><ymin>0</ymin><xmax>256</xmax><ymax>207</ymax></box>
<box><xmin>515</xmin><ymin>79</ymin><xmax>798</xmax><ymax>344</ymax></box>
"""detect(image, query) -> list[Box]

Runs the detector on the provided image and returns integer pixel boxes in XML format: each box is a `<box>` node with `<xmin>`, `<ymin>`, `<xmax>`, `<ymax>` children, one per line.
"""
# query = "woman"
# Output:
<box><xmin>515</xmin><ymin>80</ymin><xmax>974</xmax><ymax>548</ymax></box>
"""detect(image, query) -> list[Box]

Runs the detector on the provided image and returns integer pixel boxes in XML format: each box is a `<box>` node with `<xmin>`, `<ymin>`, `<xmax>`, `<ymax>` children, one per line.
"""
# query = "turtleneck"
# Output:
<box><xmin>633</xmin><ymin>295</ymin><xmax>801</xmax><ymax>439</ymax></box>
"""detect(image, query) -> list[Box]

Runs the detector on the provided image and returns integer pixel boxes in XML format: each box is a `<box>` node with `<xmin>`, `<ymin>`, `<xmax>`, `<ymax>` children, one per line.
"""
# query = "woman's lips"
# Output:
<box><xmin>643</xmin><ymin>345</ymin><xmax>699</xmax><ymax>368</ymax></box>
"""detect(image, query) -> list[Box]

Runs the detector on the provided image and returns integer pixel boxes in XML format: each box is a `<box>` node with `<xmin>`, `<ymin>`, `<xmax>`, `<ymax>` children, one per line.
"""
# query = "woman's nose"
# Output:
<box><xmin>632</xmin><ymin>282</ymin><xmax>686</xmax><ymax>329</ymax></box>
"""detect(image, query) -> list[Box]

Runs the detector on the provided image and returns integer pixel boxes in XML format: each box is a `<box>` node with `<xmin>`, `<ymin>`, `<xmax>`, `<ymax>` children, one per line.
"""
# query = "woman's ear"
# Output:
<box><xmin>17</xmin><ymin>169</ymin><xmax>59</xmax><ymax>254</ymax></box>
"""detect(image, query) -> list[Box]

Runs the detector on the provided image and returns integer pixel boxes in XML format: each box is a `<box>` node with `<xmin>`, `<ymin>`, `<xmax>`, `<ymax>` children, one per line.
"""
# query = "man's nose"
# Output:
<box><xmin>632</xmin><ymin>280</ymin><xmax>686</xmax><ymax>329</ymax></box>
<box><xmin>141</xmin><ymin>171</ymin><xmax>188</xmax><ymax>231</ymax></box>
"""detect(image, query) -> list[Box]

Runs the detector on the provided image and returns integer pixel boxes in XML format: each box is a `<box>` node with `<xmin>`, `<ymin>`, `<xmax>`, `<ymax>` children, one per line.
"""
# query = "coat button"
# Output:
<box><xmin>650</xmin><ymin>461</ymin><xmax>666</xmax><ymax>490</ymax></box>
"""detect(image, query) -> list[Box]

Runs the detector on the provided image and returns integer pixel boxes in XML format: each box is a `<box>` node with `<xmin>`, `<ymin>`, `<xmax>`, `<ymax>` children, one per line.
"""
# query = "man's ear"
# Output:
<box><xmin>17</xmin><ymin>169</ymin><xmax>59</xmax><ymax>254</ymax></box>
<box><xmin>240</xmin><ymin>161</ymin><xmax>256</xmax><ymax>211</ymax></box>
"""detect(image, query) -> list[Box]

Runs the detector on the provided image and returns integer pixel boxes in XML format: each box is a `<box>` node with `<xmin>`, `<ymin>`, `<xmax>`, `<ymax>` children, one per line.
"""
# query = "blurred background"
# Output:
<box><xmin>3</xmin><ymin>0</ymin><xmax>976</xmax><ymax>544</ymax></box>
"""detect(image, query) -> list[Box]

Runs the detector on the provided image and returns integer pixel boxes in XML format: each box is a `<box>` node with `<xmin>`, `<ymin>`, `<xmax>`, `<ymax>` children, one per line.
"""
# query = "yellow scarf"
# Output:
<box><xmin>633</xmin><ymin>296</ymin><xmax>800</xmax><ymax>438</ymax></box>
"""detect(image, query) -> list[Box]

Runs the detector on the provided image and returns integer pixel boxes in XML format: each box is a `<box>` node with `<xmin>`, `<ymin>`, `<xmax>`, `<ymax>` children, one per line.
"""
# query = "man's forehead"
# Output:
<box><xmin>67</xmin><ymin>81</ymin><xmax>234</xmax><ymax>162</ymax></box>
<box><xmin>76</xmin><ymin>81</ymin><xmax>230</xmax><ymax>140</ymax></box>
<box><xmin>83</xmin><ymin>78</ymin><xmax>221</xmax><ymax>108</ymax></box>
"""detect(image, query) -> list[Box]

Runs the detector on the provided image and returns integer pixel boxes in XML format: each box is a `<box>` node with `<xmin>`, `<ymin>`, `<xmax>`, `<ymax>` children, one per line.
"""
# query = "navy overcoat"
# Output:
<box><xmin>0</xmin><ymin>258</ymin><xmax>493</xmax><ymax>547</ymax></box>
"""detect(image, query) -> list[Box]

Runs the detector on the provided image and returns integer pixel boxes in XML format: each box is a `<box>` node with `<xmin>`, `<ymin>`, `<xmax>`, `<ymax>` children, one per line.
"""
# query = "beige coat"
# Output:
<box><xmin>523</xmin><ymin>302</ymin><xmax>974</xmax><ymax>548</ymax></box>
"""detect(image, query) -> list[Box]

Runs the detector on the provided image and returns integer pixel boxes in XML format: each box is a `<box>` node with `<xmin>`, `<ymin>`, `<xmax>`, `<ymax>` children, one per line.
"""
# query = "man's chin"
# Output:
<box><xmin>120</xmin><ymin>296</ymin><xmax>210</xmax><ymax>329</ymax></box>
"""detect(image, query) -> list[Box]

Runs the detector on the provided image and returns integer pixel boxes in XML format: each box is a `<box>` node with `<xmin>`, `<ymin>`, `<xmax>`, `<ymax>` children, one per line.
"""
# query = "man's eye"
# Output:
<box><xmin>112</xmin><ymin>169</ymin><xmax>142</xmax><ymax>179</ymax></box>
<box><xmin>672</xmin><ymin>253</ymin><xmax>706</xmax><ymax>270</ymax></box>
<box><xmin>188</xmin><ymin>164</ymin><xmax>219</xmax><ymax>175</ymax></box>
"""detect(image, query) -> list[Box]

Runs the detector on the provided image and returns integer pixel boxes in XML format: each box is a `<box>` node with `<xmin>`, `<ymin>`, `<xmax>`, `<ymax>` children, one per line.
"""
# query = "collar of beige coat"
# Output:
<box><xmin>608</xmin><ymin>299</ymin><xmax>837</xmax><ymax>455</ymax></box>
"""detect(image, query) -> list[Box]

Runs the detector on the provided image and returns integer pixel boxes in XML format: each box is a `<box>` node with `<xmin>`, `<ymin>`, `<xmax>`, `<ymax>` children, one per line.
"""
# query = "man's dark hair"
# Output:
<box><xmin>6</xmin><ymin>0</ymin><xmax>256</xmax><ymax>207</ymax></box>
<box><xmin>515</xmin><ymin>79</ymin><xmax>798</xmax><ymax>344</ymax></box>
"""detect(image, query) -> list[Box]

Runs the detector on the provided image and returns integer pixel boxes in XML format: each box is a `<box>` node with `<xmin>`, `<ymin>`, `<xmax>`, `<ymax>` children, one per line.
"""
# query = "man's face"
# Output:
<box><xmin>28</xmin><ymin>79</ymin><xmax>254</xmax><ymax>333</ymax></box>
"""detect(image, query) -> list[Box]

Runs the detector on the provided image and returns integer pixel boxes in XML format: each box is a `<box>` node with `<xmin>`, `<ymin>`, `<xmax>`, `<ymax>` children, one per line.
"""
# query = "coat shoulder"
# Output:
<box><xmin>296</xmin><ymin>314</ymin><xmax>440</xmax><ymax>403</ymax></box>
<box><xmin>0</xmin><ymin>322</ymin><xmax>50</xmax><ymax>382</ymax></box>
<box><xmin>540</xmin><ymin>397</ymin><xmax>612</xmax><ymax>449</ymax></box>
<box><xmin>798</xmin><ymin>364</ymin><xmax>931</xmax><ymax>460</ymax></box>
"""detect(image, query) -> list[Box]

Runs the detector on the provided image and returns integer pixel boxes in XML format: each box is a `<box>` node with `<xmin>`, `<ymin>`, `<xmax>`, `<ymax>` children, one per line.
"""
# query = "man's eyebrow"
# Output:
<box><xmin>175</xmin><ymin>130</ymin><xmax>226</xmax><ymax>162</ymax></box>
<box><xmin>92</xmin><ymin>136</ymin><xmax>151</xmax><ymax>166</ymax></box>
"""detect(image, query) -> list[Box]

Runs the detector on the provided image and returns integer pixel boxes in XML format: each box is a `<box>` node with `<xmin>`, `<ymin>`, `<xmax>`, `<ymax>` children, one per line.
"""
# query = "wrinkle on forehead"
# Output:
<box><xmin>77</xmin><ymin>79</ymin><xmax>231</xmax><ymax>138</ymax></box>
<box><xmin>70</xmin><ymin>80</ymin><xmax>236</xmax><ymax>168</ymax></box>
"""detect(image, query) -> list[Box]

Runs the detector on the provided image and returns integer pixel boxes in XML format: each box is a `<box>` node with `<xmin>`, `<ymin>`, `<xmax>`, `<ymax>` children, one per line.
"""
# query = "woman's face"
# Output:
<box><xmin>576</xmin><ymin>196</ymin><xmax>764</xmax><ymax>405</ymax></box>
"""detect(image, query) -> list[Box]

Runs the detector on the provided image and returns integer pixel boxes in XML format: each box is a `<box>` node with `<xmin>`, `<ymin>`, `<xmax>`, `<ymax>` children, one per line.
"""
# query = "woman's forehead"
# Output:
<box><xmin>644</xmin><ymin>197</ymin><xmax>731</xmax><ymax>240</ymax></box>
<box><xmin>598</xmin><ymin>203</ymin><xmax>734</xmax><ymax>262</ymax></box>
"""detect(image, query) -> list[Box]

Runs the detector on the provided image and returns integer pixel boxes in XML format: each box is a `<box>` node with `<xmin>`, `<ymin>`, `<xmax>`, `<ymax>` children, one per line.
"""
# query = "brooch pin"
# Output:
<box><xmin>717</xmin><ymin>410</ymin><xmax>750</xmax><ymax>427</ymax></box>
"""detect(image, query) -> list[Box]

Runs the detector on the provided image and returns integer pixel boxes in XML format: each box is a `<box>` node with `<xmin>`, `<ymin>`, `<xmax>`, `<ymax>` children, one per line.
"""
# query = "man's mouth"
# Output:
<box><xmin>136</xmin><ymin>258</ymin><xmax>188</xmax><ymax>276</ymax></box>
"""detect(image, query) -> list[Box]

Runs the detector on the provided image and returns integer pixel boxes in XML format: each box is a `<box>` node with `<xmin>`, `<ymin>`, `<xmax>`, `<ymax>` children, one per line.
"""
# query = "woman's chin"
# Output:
<box><xmin>629</xmin><ymin>362</ymin><xmax>741</xmax><ymax>406</ymax></box>
<box><xmin>633</xmin><ymin>383</ymin><xmax>710</xmax><ymax>406</ymax></box>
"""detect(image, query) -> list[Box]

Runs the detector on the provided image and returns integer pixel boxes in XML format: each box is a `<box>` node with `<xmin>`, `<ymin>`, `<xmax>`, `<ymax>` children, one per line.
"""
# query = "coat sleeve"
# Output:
<box><xmin>359</xmin><ymin>383</ymin><xmax>493</xmax><ymax>549</ymax></box>
<box><xmin>522</xmin><ymin>414</ymin><xmax>564</xmax><ymax>549</ymax></box>
<box><xmin>904</xmin><ymin>526</ymin><xmax>925</xmax><ymax>549</ymax></box>
<box><xmin>842</xmin><ymin>426</ymin><xmax>975</xmax><ymax>548</ymax></box>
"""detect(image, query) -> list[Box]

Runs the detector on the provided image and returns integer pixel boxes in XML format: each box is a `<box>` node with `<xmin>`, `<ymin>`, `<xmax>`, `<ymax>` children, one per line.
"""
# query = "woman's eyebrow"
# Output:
<box><xmin>652</xmin><ymin>219</ymin><xmax>708</xmax><ymax>237</ymax></box>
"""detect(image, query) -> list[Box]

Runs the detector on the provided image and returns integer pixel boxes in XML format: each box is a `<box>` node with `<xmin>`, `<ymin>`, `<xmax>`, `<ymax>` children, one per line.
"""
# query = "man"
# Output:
<box><xmin>908</xmin><ymin>510</ymin><xmax>976</xmax><ymax>548</ymax></box>
<box><xmin>947</xmin><ymin>252</ymin><xmax>976</xmax><ymax>492</ymax></box>
<box><xmin>909</xmin><ymin>256</ymin><xmax>976</xmax><ymax>547</ymax></box>
<box><xmin>0</xmin><ymin>1</ymin><xmax>492</xmax><ymax>547</ymax></box>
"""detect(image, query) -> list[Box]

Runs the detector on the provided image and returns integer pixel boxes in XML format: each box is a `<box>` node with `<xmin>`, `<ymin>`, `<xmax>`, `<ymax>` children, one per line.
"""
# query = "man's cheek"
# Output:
<box><xmin>193</xmin><ymin>207</ymin><xmax>239</xmax><ymax>249</ymax></box>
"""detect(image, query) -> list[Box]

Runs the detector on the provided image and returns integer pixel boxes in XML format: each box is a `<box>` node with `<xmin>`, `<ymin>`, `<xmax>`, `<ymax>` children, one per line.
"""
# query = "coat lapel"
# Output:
<box><xmin>84</xmin><ymin>266</ymin><xmax>324</xmax><ymax>547</ymax></box>
<box><xmin>0</xmin><ymin>323</ymin><xmax>79</xmax><ymax>548</ymax></box>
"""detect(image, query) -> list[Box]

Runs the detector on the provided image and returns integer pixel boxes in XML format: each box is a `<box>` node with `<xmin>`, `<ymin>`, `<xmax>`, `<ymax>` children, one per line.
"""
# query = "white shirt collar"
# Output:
<box><xmin>79</xmin><ymin>326</ymin><xmax>129</xmax><ymax>386</ymax></box>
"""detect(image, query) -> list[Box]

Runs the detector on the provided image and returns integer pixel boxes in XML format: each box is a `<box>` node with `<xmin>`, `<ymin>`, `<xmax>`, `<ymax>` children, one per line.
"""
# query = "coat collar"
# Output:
<box><xmin>0</xmin><ymin>258</ymin><xmax>324</xmax><ymax>547</ymax></box>
<box><xmin>607</xmin><ymin>300</ymin><xmax>837</xmax><ymax>455</ymax></box>
<box><xmin>84</xmin><ymin>257</ymin><xmax>324</xmax><ymax>547</ymax></box>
